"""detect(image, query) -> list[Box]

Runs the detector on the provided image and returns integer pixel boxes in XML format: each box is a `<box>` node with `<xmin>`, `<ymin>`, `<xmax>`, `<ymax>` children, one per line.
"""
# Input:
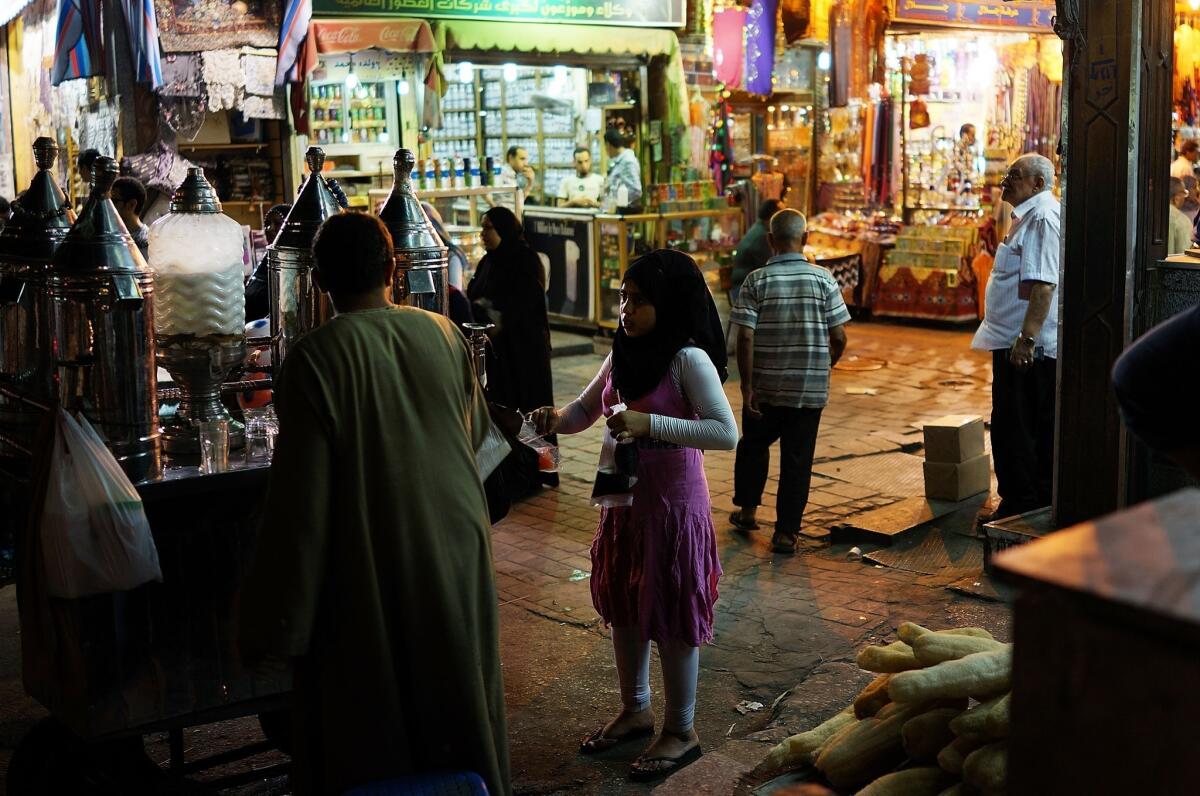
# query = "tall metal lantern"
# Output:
<box><xmin>48</xmin><ymin>157</ymin><xmax>161</xmax><ymax>482</ymax></box>
<box><xmin>0</xmin><ymin>137</ymin><xmax>73</xmax><ymax>450</ymax></box>
<box><xmin>379</xmin><ymin>149</ymin><xmax>448</xmax><ymax>315</ymax></box>
<box><xmin>268</xmin><ymin>147</ymin><xmax>340</xmax><ymax>367</ymax></box>
<box><xmin>148</xmin><ymin>168</ymin><xmax>247</xmax><ymax>453</ymax></box>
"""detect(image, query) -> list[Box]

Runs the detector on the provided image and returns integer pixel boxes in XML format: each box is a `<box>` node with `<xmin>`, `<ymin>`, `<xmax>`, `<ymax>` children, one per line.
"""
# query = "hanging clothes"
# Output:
<box><xmin>829</xmin><ymin>1</ymin><xmax>851</xmax><ymax>107</ymax></box>
<box><xmin>712</xmin><ymin>8</ymin><xmax>747</xmax><ymax>89</ymax></box>
<box><xmin>744</xmin><ymin>0</ymin><xmax>779</xmax><ymax>96</ymax></box>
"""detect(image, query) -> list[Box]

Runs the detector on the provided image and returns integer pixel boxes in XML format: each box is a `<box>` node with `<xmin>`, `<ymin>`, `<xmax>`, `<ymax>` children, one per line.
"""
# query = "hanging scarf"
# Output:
<box><xmin>611</xmin><ymin>250</ymin><xmax>728</xmax><ymax>402</ymax></box>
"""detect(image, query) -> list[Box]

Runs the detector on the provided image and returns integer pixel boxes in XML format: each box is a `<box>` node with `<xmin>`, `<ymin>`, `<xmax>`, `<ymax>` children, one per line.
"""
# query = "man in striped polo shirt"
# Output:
<box><xmin>729</xmin><ymin>209</ymin><xmax>850</xmax><ymax>554</ymax></box>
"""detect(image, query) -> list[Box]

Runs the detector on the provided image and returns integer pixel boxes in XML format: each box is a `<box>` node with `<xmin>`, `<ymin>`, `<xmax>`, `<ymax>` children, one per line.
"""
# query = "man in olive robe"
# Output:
<box><xmin>238</xmin><ymin>213</ymin><xmax>511</xmax><ymax>795</ymax></box>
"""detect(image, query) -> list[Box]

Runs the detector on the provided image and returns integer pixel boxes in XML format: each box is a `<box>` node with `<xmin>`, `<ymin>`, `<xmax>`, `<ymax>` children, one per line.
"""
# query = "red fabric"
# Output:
<box><xmin>712</xmin><ymin>9</ymin><xmax>747</xmax><ymax>89</ymax></box>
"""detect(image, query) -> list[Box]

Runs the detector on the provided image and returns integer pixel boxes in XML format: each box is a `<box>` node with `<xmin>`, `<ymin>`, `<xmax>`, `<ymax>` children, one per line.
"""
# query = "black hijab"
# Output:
<box><xmin>468</xmin><ymin>206</ymin><xmax>541</xmax><ymax>303</ymax></box>
<box><xmin>611</xmin><ymin>249</ymin><xmax>728</xmax><ymax>401</ymax></box>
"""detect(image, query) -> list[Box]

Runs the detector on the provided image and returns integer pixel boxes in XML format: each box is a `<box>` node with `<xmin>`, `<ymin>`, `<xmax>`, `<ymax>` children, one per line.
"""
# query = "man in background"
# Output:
<box><xmin>1169</xmin><ymin>177</ymin><xmax>1194</xmax><ymax>255</ymax></box>
<box><xmin>729</xmin><ymin>209</ymin><xmax>850</xmax><ymax>554</ymax></box>
<box><xmin>602</xmin><ymin>128</ymin><xmax>642</xmax><ymax>212</ymax></box>
<box><xmin>1172</xmin><ymin>139</ymin><xmax>1200</xmax><ymax>179</ymax></box>
<box><xmin>244</xmin><ymin>203</ymin><xmax>293</xmax><ymax>322</ymax></box>
<box><xmin>498</xmin><ymin>145</ymin><xmax>535</xmax><ymax>198</ymax></box>
<box><xmin>111</xmin><ymin>176</ymin><xmax>150</xmax><ymax>258</ymax></box>
<box><xmin>730</xmin><ymin>199</ymin><xmax>784</xmax><ymax>302</ymax></box>
<box><xmin>557</xmin><ymin>147</ymin><xmax>604</xmax><ymax>208</ymax></box>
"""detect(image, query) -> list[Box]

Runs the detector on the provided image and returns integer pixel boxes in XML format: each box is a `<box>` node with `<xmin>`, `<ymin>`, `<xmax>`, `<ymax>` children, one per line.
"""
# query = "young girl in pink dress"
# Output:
<box><xmin>532</xmin><ymin>250</ymin><xmax>737</xmax><ymax>782</ymax></box>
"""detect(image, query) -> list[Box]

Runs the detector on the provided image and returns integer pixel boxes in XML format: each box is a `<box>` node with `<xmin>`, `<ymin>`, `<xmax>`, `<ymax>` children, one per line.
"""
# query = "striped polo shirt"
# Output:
<box><xmin>731</xmin><ymin>254</ymin><xmax>851</xmax><ymax>409</ymax></box>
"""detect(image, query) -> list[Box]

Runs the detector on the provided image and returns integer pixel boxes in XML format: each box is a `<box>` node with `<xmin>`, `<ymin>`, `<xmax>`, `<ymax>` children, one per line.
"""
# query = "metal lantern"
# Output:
<box><xmin>48</xmin><ymin>157</ymin><xmax>160</xmax><ymax>482</ymax></box>
<box><xmin>379</xmin><ymin>149</ymin><xmax>448</xmax><ymax>315</ymax></box>
<box><xmin>268</xmin><ymin>147</ymin><xmax>340</xmax><ymax>368</ymax></box>
<box><xmin>0</xmin><ymin>138</ymin><xmax>73</xmax><ymax>451</ymax></box>
<box><xmin>148</xmin><ymin>168</ymin><xmax>247</xmax><ymax>454</ymax></box>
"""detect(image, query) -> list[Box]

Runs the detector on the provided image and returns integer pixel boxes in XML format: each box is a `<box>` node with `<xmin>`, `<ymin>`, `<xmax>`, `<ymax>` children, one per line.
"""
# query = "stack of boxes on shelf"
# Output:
<box><xmin>922</xmin><ymin>415</ymin><xmax>990</xmax><ymax>502</ymax></box>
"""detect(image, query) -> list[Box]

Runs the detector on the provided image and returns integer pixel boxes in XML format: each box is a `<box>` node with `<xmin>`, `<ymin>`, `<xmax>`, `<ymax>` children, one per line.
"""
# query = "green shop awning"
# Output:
<box><xmin>433</xmin><ymin>20</ymin><xmax>688</xmax><ymax>127</ymax></box>
<box><xmin>437</xmin><ymin>19</ymin><xmax>677</xmax><ymax>58</ymax></box>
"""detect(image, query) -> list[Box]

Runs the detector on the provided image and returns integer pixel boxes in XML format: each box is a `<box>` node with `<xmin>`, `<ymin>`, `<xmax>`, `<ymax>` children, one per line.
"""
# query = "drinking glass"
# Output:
<box><xmin>198</xmin><ymin>420</ymin><xmax>230</xmax><ymax>474</ymax></box>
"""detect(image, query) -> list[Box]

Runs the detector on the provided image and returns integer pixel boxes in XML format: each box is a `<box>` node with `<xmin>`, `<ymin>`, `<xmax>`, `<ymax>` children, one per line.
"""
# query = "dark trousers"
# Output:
<box><xmin>733</xmin><ymin>404</ymin><xmax>823</xmax><ymax>535</ymax></box>
<box><xmin>990</xmin><ymin>350</ymin><xmax>1056</xmax><ymax>517</ymax></box>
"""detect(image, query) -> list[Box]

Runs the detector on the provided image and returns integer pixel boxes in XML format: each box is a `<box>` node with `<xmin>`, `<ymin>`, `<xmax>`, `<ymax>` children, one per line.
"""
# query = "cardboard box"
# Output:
<box><xmin>923</xmin><ymin>415</ymin><xmax>986</xmax><ymax>463</ymax></box>
<box><xmin>924</xmin><ymin>453</ymin><xmax>991</xmax><ymax>501</ymax></box>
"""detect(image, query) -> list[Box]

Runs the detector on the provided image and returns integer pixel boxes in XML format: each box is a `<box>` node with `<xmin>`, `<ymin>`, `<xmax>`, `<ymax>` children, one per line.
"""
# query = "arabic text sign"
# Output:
<box><xmin>311</xmin><ymin>0</ymin><xmax>686</xmax><ymax>28</ymax></box>
<box><xmin>895</xmin><ymin>0</ymin><xmax>1055</xmax><ymax>30</ymax></box>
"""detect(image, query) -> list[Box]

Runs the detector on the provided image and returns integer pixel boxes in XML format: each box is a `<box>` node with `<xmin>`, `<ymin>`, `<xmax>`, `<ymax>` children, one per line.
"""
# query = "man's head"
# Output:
<box><xmin>77</xmin><ymin>149</ymin><xmax>101</xmax><ymax>187</ymax></box>
<box><xmin>264</xmin><ymin>203</ymin><xmax>291</xmax><ymax>243</ymax></box>
<box><xmin>959</xmin><ymin>123</ymin><xmax>976</xmax><ymax>147</ymax></box>
<box><xmin>1000</xmin><ymin>153</ymin><xmax>1054</xmax><ymax>207</ymax></box>
<box><xmin>758</xmin><ymin>198</ymin><xmax>784</xmax><ymax>224</ymax></box>
<box><xmin>604</xmin><ymin>128</ymin><xmax>628</xmax><ymax>157</ymax></box>
<box><xmin>767</xmin><ymin>208</ymin><xmax>807</xmax><ymax>255</ymax></box>
<box><xmin>506</xmin><ymin>145</ymin><xmax>528</xmax><ymax>171</ymax></box>
<box><xmin>311</xmin><ymin>212</ymin><xmax>395</xmax><ymax>305</ymax></box>
<box><xmin>573</xmin><ymin>147</ymin><xmax>593</xmax><ymax>177</ymax></box>
<box><xmin>110</xmin><ymin>177</ymin><xmax>147</xmax><ymax>228</ymax></box>
<box><xmin>1171</xmin><ymin>177</ymin><xmax>1188</xmax><ymax>209</ymax></box>
<box><xmin>1182</xmin><ymin>139</ymin><xmax>1200</xmax><ymax>163</ymax></box>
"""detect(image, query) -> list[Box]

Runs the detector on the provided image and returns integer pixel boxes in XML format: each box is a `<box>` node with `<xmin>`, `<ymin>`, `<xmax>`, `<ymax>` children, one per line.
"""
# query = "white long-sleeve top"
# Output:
<box><xmin>558</xmin><ymin>348</ymin><xmax>738</xmax><ymax>450</ymax></box>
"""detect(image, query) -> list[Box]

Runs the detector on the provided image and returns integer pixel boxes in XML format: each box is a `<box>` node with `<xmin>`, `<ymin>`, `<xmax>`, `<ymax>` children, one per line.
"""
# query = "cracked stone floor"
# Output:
<box><xmin>0</xmin><ymin>320</ymin><xmax>1013</xmax><ymax>795</ymax></box>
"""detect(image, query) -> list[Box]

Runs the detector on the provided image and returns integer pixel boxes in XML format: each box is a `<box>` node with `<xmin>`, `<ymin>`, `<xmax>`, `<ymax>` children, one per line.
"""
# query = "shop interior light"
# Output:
<box><xmin>503</xmin><ymin>62</ymin><xmax>518</xmax><ymax>82</ymax></box>
<box><xmin>1192</xmin><ymin>0</ymin><xmax>1200</xmax><ymax>10</ymax></box>
<box><xmin>458</xmin><ymin>62</ymin><xmax>474</xmax><ymax>83</ymax></box>
<box><xmin>780</xmin><ymin>104</ymin><xmax>790</xmax><ymax>112</ymax></box>
<box><xmin>398</xmin><ymin>80</ymin><xmax>410</xmax><ymax>96</ymax></box>
<box><xmin>817</xmin><ymin>51</ymin><xmax>831</xmax><ymax>71</ymax></box>
<box><xmin>345</xmin><ymin>56</ymin><xmax>359</xmax><ymax>90</ymax></box>
<box><xmin>767</xmin><ymin>105</ymin><xmax>776</xmax><ymax>112</ymax></box>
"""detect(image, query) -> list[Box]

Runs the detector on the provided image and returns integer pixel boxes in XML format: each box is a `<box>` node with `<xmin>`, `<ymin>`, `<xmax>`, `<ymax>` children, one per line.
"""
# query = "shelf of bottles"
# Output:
<box><xmin>431</xmin><ymin>81</ymin><xmax>478</xmax><ymax>163</ymax></box>
<box><xmin>309</xmin><ymin>82</ymin><xmax>392</xmax><ymax>146</ymax></box>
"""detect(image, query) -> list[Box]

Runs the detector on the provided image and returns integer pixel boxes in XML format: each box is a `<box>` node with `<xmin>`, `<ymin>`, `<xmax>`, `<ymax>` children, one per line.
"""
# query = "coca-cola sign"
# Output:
<box><xmin>317</xmin><ymin>26</ymin><xmax>363</xmax><ymax>47</ymax></box>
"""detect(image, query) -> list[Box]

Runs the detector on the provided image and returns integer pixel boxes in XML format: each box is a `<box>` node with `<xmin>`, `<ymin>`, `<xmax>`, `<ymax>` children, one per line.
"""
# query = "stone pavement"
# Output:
<box><xmin>0</xmin><ymin>320</ymin><xmax>1013</xmax><ymax>795</ymax></box>
<box><xmin>497</xmin><ymin>320</ymin><xmax>1012</xmax><ymax>795</ymax></box>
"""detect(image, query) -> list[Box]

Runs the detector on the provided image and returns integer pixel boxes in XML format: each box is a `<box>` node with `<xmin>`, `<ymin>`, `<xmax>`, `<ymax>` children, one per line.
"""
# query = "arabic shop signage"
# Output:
<box><xmin>895</xmin><ymin>0</ymin><xmax>1055</xmax><ymax>30</ymax></box>
<box><xmin>312</xmin><ymin>0</ymin><xmax>686</xmax><ymax>28</ymax></box>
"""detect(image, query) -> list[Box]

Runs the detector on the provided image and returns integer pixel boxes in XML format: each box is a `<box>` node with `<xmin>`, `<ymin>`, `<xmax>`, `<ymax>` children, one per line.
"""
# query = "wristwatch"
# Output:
<box><xmin>1016</xmin><ymin>334</ymin><xmax>1036</xmax><ymax>347</ymax></box>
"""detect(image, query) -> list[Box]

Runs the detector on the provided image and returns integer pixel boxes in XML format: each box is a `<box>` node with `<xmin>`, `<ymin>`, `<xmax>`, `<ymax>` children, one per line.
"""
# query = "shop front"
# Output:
<box><xmin>807</xmin><ymin>0</ymin><xmax>1062</xmax><ymax>322</ymax></box>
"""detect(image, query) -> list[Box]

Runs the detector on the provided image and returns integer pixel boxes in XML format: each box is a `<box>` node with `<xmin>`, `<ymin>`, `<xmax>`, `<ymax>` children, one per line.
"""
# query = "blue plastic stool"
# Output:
<box><xmin>342</xmin><ymin>771</ymin><xmax>489</xmax><ymax>796</ymax></box>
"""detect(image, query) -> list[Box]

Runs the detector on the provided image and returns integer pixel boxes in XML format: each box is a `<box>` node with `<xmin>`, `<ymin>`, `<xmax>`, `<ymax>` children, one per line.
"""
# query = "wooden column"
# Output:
<box><xmin>1054</xmin><ymin>0</ymin><xmax>1172</xmax><ymax>526</ymax></box>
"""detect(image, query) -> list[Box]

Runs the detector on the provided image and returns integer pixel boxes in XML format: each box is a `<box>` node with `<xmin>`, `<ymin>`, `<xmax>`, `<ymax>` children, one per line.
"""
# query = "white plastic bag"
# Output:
<box><xmin>591</xmin><ymin>402</ymin><xmax>638</xmax><ymax>509</ymax></box>
<box><xmin>40</xmin><ymin>409</ymin><xmax>163</xmax><ymax>598</ymax></box>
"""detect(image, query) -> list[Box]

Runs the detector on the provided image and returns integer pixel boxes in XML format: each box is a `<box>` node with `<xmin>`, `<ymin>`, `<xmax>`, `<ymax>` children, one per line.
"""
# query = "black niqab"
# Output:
<box><xmin>611</xmin><ymin>249</ymin><xmax>728</xmax><ymax>401</ymax></box>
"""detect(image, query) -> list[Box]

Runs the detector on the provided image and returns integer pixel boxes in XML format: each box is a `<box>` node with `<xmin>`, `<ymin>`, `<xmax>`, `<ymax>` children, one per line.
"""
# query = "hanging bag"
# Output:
<box><xmin>39</xmin><ymin>409</ymin><xmax>162</xmax><ymax>598</ymax></box>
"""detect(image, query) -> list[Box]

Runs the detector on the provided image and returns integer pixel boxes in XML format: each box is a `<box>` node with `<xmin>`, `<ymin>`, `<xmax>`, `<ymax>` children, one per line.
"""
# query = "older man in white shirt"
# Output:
<box><xmin>972</xmin><ymin>153</ymin><xmax>1060</xmax><ymax>524</ymax></box>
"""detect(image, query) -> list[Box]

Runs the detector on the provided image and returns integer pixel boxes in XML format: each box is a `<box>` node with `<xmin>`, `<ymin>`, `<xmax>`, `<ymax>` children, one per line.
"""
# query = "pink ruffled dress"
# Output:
<box><xmin>590</xmin><ymin>367</ymin><xmax>723</xmax><ymax>647</ymax></box>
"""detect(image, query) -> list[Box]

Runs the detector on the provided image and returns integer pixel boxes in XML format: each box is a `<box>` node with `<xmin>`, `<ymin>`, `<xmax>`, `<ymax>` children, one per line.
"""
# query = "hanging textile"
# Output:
<box><xmin>744</xmin><ymin>0</ymin><xmax>778</xmax><ymax>96</ymax></box>
<box><xmin>51</xmin><ymin>0</ymin><xmax>104</xmax><ymax>86</ymax></box>
<box><xmin>712</xmin><ymin>7</ymin><xmax>747</xmax><ymax>89</ymax></box>
<box><xmin>828</xmin><ymin>1</ymin><xmax>850</xmax><ymax>107</ymax></box>
<box><xmin>274</xmin><ymin>0</ymin><xmax>311</xmax><ymax>85</ymax></box>
<box><xmin>119</xmin><ymin>0</ymin><xmax>163</xmax><ymax>88</ymax></box>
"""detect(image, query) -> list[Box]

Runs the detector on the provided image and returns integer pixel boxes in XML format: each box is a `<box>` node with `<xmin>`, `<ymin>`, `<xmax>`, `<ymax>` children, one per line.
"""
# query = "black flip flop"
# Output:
<box><xmin>729</xmin><ymin>512</ymin><xmax>759</xmax><ymax>531</ymax></box>
<box><xmin>579</xmin><ymin>724</ymin><xmax>654</xmax><ymax>755</ymax></box>
<box><xmin>629</xmin><ymin>744</ymin><xmax>703</xmax><ymax>782</ymax></box>
<box><xmin>771</xmin><ymin>531</ymin><xmax>796</xmax><ymax>555</ymax></box>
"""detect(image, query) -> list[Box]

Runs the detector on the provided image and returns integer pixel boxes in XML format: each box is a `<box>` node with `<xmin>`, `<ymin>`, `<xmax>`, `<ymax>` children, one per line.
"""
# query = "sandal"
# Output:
<box><xmin>629</xmin><ymin>734</ymin><xmax>703</xmax><ymax>782</ymax></box>
<box><xmin>729</xmin><ymin>512</ymin><xmax>760</xmax><ymax>531</ymax></box>
<box><xmin>771</xmin><ymin>530</ymin><xmax>796</xmax><ymax>554</ymax></box>
<box><xmin>579</xmin><ymin>724</ymin><xmax>654</xmax><ymax>755</ymax></box>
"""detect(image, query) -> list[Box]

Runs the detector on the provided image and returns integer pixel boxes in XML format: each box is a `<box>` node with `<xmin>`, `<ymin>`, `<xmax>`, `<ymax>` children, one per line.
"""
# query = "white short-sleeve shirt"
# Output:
<box><xmin>972</xmin><ymin>189</ymin><xmax>1061</xmax><ymax>357</ymax></box>
<box><xmin>558</xmin><ymin>173</ymin><xmax>604</xmax><ymax>204</ymax></box>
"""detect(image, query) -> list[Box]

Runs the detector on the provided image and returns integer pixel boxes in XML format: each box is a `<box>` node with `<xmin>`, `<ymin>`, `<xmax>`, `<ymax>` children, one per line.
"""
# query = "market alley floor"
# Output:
<box><xmin>0</xmin><ymin>320</ymin><xmax>1014</xmax><ymax>796</ymax></box>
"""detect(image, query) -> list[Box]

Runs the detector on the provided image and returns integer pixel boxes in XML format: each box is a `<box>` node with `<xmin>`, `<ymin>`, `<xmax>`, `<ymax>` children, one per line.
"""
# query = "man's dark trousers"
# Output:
<box><xmin>990</xmin><ymin>350</ymin><xmax>1056</xmax><ymax>518</ymax></box>
<box><xmin>733</xmin><ymin>404</ymin><xmax>823</xmax><ymax>534</ymax></box>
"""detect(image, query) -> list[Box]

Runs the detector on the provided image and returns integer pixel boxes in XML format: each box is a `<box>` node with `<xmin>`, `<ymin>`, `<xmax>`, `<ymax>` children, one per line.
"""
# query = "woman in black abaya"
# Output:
<box><xmin>468</xmin><ymin>206</ymin><xmax>556</xmax><ymax>491</ymax></box>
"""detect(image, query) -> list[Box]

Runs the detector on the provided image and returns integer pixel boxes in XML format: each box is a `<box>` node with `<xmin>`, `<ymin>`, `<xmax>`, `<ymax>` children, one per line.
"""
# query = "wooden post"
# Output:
<box><xmin>1054</xmin><ymin>0</ymin><xmax>1172</xmax><ymax>526</ymax></box>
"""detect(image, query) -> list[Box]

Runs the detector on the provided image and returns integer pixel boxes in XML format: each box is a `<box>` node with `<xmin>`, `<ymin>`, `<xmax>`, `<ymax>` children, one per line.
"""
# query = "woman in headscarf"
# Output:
<box><xmin>531</xmin><ymin>250</ymin><xmax>737</xmax><ymax>782</ymax></box>
<box><xmin>468</xmin><ymin>206</ymin><xmax>555</xmax><ymax>491</ymax></box>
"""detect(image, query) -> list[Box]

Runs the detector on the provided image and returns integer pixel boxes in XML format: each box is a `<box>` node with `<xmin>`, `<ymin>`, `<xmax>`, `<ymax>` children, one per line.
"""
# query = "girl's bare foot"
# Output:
<box><xmin>578</xmin><ymin>708</ymin><xmax>656</xmax><ymax>754</ymax></box>
<box><xmin>629</xmin><ymin>728</ymin><xmax>702</xmax><ymax>781</ymax></box>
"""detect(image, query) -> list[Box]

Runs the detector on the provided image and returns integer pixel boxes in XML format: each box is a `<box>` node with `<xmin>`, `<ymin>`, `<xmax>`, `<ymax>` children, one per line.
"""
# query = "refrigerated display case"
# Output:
<box><xmin>308</xmin><ymin>80</ymin><xmax>399</xmax><ymax>151</ymax></box>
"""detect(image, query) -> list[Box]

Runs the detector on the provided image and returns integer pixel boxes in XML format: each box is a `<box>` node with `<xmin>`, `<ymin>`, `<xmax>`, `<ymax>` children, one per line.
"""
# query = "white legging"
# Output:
<box><xmin>611</xmin><ymin>625</ymin><xmax>699</xmax><ymax>733</ymax></box>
